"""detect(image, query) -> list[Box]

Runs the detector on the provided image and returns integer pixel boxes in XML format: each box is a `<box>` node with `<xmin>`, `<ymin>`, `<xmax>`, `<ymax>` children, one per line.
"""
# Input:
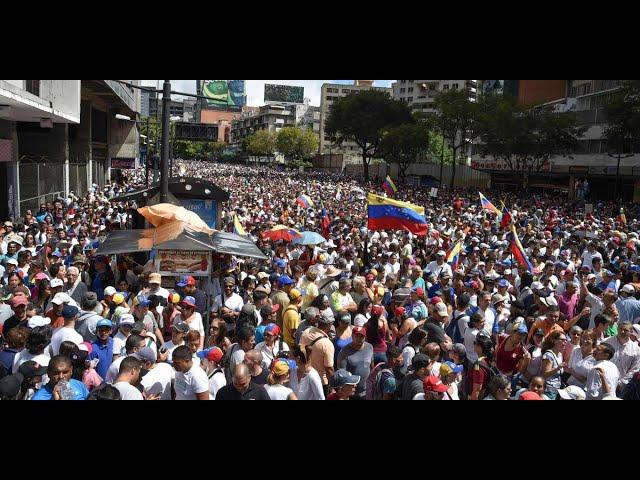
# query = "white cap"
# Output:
<box><xmin>119</xmin><ymin>313</ymin><xmax>135</xmax><ymax>325</ymax></box>
<box><xmin>620</xmin><ymin>284</ymin><xmax>635</xmax><ymax>294</ymax></box>
<box><xmin>587</xmin><ymin>274</ymin><xmax>596</xmax><ymax>280</ymax></box>
<box><xmin>27</xmin><ymin>315</ymin><xmax>51</xmax><ymax>329</ymax></box>
<box><xmin>541</xmin><ymin>296</ymin><xmax>558</xmax><ymax>308</ymax></box>
<box><xmin>51</xmin><ymin>292</ymin><xmax>71</xmax><ymax>306</ymax></box>
<box><xmin>531</xmin><ymin>281</ymin><xmax>544</xmax><ymax>291</ymax></box>
<box><xmin>436</xmin><ymin>250</ymin><xmax>446</xmax><ymax>256</ymax></box>
<box><xmin>104</xmin><ymin>286</ymin><xmax>117</xmax><ymax>297</ymax></box>
<box><xmin>435</xmin><ymin>302</ymin><xmax>448</xmax><ymax>317</ymax></box>
<box><xmin>557</xmin><ymin>386</ymin><xmax>586</xmax><ymax>400</ymax></box>
<box><xmin>50</xmin><ymin>278</ymin><xmax>64</xmax><ymax>288</ymax></box>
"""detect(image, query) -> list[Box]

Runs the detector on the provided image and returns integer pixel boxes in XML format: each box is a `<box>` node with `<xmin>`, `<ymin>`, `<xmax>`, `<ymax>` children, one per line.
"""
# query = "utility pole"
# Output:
<box><xmin>160</xmin><ymin>80</ymin><xmax>171</xmax><ymax>203</ymax></box>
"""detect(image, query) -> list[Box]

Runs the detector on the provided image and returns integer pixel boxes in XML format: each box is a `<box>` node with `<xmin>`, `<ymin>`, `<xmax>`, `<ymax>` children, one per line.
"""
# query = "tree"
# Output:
<box><xmin>433</xmin><ymin>90</ymin><xmax>481</xmax><ymax>188</ymax></box>
<box><xmin>202</xmin><ymin>141</ymin><xmax>226</xmax><ymax>160</ymax></box>
<box><xmin>603</xmin><ymin>80</ymin><xmax>640</xmax><ymax>199</ymax></box>
<box><xmin>246</xmin><ymin>130</ymin><xmax>277</xmax><ymax>162</ymax></box>
<box><xmin>379</xmin><ymin>123</ymin><xmax>430</xmax><ymax>181</ymax></box>
<box><xmin>325</xmin><ymin>90</ymin><xmax>413</xmax><ymax>181</ymax></box>
<box><xmin>276</xmin><ymin>126</ymin><xmax>319</xmax><ymax>164</ymax></box>
<box><xmin>477</xmin><ymin>95</ymin><xmax>585</xmax><ymax>188</ymax></box>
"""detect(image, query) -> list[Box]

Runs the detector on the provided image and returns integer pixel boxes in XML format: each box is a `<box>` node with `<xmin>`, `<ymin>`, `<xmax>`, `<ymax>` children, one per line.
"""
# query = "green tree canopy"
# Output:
<box><xmin>246</xmin><ymin>129</ymin><xmax>277</xmax><ymax>160</ymax></box>
<box><xmin>276</xmin><ymin>126</ymin><xmax>319</xmax><ymax>163</ymax></box>
<box><xmin>380</xmin><ymin>123</ymin><xmax>430</xmax><ymax>179</ymax></box>
<box><xmin>325</xmin><ymin>89</ymin><xmax>413</xmax><ymax>180</ymax></box>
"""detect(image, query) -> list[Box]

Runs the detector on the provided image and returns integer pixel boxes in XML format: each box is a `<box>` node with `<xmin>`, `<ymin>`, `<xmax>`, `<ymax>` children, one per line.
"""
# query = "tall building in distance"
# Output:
<box><xmin>391</xmin><ymin>80</ymin><xmax>477</xmax><ymax>114</ymax></box>
<box><xmin>197</xmin><ymin>80</ymin><xmax>247</xmax><ymax>142</ymax></box>
<box><xmin>319</xmin><ymin>80</ymin><xmax>392</xmax><ymax>167</ymax></box>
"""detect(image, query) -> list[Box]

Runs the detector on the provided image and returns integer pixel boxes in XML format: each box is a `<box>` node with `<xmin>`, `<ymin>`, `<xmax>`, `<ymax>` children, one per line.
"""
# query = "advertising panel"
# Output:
<box><xmin>264</xmin><ymin>84</ymin><xmax>304</xmax><ymax>104</ymax></box>
<box><xmin>155</xmin><ymin>249</ymin><xmax>211</xmax><ymax>276</ymax></box>
<box><xmin>202</xmin><ymin>80</ymin><xmax>245</xmax><ymax>108</ymax></box>
<box><xmin>181</xmin><ymin>198</ymin><xmax>217</xmax><ymax>229</ymax></box>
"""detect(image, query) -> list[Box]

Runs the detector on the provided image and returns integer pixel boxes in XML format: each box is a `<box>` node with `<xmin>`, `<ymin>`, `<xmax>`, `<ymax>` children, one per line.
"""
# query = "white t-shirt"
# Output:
<box><xmin>113</xmin><ymin>381</ymin><xmax>144</xmax><ymax>400</ymax></box>
<box><xmin>113</xmin><ymin>331</ymin><xmax>128</xmax><ymax>357</ymax></box>
<box><xmin>464</xmin><ymin>327</ymin><xmax>481</xmax><ymax>363</ymax></box>
<box><xmin>160</xmin><ymin>340</ymin><xmax>184</xmax><ymax>364</ymax></box>
<box><xmin>147</xmin><ymin>286</ymin><xmax>170</xmax><ymax>300</ymax></box>
<box><xmin>176</xmin><ymin>312</ymin><xmax>205</xmax><ymax>338</ymax></box>
<box><xmin>208</xmin><ymin>370</ymin><xmax>227</xmax><ymax>400</ymax></box>
<box><xmin>255</xmin><ymin>341</ymin><xmax>290</xmax><ymax>369</ymax></box>
<box><xmin>212</xmin><ymin>293</ymin><xmax>244</xmax><ymax>314</ymax></box>
<box><xmin>174</xmin><ymin>363</ymin><xmax>209</xmax><ymax>400</ymax></box>
<box><xmin>581</xmin><ymin>251</ymin><xmax>602</xmax><ymax>271</ymax></box>
<box><xmin>585</xmin><ymin>359</ymin><xmax>619</xmax><ymax>400</ymax></box>
<box><xmin>291</xmin><ymin>368</ymin><xmax>325</xmax><ymax>400</ymax></box>
<box><xmin>105</xmin><ymin>356</ymin><xmax>126</xmax><ymax>384</ymax></box>
<box><xmin>480</xmin><ymin>308</ymin><xmax>495</xmax><ymax>334</ymax></box>
<box><xmin>265</xmin><ymin>383</ymin><xmax>294</xmax><ymax>400</ymax></box>
<box><xmin>400</xmin><ymin>344</ymin><xmax>418</xmax><ymax>375</ymax></box>
<box><xmin>50</xmin><ymin>327</ymin><xmax>84</xmax><ymax>356</ymax></box>
<box><xmin>12</xmin><ymin>350</ymin><xmax>51</xmax><ymax>374</ymax></box>
<box><xmin>140</xmin><ymin>363</ymin><xmax>175</xmax><ymax>400</ymax></box>
<box><xmin>426</xmin><ymin>261</ymin><xmax>452</xmax><ymax>279</ymax></box>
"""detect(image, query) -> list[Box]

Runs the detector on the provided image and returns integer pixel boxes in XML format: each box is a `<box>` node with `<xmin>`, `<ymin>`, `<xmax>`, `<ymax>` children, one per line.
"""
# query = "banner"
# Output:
<box><xmin>110</xmin><ymin>157</ymin><xmax>137</xmax><ymax>169</ymax></box>
<box><xmin>181</xmin><ymin>199</ymin><xmax>217</xmax><ymax>229</ymax></box>
<box><xmin>202</xmin><ymin>80</ymin><xmax>245</xmax><ymax>108</ymax></box>
<box><xmin>155</xmin><ymin>249</ymin><xmax>211</xmax><ymax>276</ymax></box>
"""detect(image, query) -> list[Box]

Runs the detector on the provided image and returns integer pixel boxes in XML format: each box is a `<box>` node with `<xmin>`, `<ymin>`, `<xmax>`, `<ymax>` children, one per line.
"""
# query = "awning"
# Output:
<box><xmin>96</xmin><ymin>229</ymin><xmax>267</xmax><ymax>260</ymax></box>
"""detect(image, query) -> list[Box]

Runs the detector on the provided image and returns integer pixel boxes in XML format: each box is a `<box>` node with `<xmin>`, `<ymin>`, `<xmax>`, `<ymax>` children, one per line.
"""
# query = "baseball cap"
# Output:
<box><xmin>464</xmin><ymin>281</ymin><xmax>479</xmax><ymax>289</ymax></box>
<box><xmin>10</xmin><ymin>296</ymin><xmax>28</xmax><ymax>308</ymax></box>
<box><xmin>61</xmin><ymin>305</ymin><xmax>79</xmax><ymax>319</ymax></box>
<box><xmin>352</xmin><ymin>326</ymin><xmax>367</xmax><ymax>336</ymax></box>
<box><xmin>394</xmin><ymin>306</ymin><xmax>406</xmax><ymax>317</ymax></box>
<box><xmin>288</xmin><ymin>288</ymin><xmax>302</xmax><ymax>301</ymax></box>
<box><xmin>371</xmin><ymin>305</ymin><xmax>385</xmax><ymax>316</ymax></box>
<box><xmin>18</xmin><ymin>361</ymin><xmax>48</xmax><ymax>379</ymax></box>
<box><xmin>148</xmin><ymin>273</ymin><xmax>161</xmax><ymax>284</ymax></box>
<box><xmin>423</xmin><ymin>375</ymin><xmax>448</xmax><ymax>393</ymax></box>
<box><xmin>264</xmin><ymin>324</ymin><xmax>281</xmax><ymax>336</ymax></box>
<box><xmin>412</xmin><ymin>287</ymin><xmax>425</xmax><ymax>296</ymax></box>
<box><xmin>515</xmin><ymin>323</ymin><xmax>528</xmax><ymax>335</ymax></box>
<box><xmin>436</xmin><ymin>250</ymin><xmax>446</xmax><ymax>257</ymax></box>
<box><xmin>103</xmin><ymin>286</ymin><xmax>117</xmax><ymax>297</ymax></box>
<box><xmin>411</xmin><ymin>353</ymin><xmax>430</xmax><ymax>370</ymax></box>
<box><xmin>317</xmin><ymin>313</ymin><xmax>334</xmax><ymax>325</ymax></box>
<box><xmin>27</xmin><ymin>315</ymin><xmax>50</xmax><ymax>329</ymax></box>
<box><xmin>435</xmin><ymin>302</ymin><xmax>448</xmax><ymax>317</ymax></box>
<box><xmin>133</xmin><ymin>346</ymin><xmax>157</xmax><ymax>363</ymax></box>
<box><xmin>49</xmin><ymin>278</ymin><xmax>64</xmax><ymax>288</ymax></box>
<box><xmin>557</xmin><ymin>386</ymin><xmax>586</xmax><ymax>400</ymax></box>
<box><xmin>439</xmin><ymin>271</ymin><xmax>452</xmax><ymax>279</ymax></box>
<box><xmin>429</xmin><ymin>296</ymin><xmax>442</xmax><ymax>305</ymax></box>
<box><xmin>112</xmin><ymin>293</ymin><xmax>125</xmax><ymax>305</ymax></box>
<box><xmin>176</xmin><ymin>275</ymin><xmax>197</xmax><ymax>288</ymax></box>
<box><xmin>620</xmin><ymin>284</ymin><xmax>635</xmax><ymax>294</ymax></box>
<box><xmin>520</xmin><ymin>391</ymin><xmax>542</xmax><ymax>400</ymax></box>
<box><xmin>332</xmin><ymin>369</ymin><xmax>360</xmax><ymax>387</ymax></box>
<box><xmin>197</xmin><ymin>347</ymin><xmax>224</xmax><ymax>364</ymax></box>
<box><xmin>451</xmin><ymin>343</ymin><xmax>466</xmax><ymax>356</ymax></box>
<box><xmin>119</xmin><ymin>314</ymin><xmax>135</xmax><ymax>326</ymax></box>
<box><xmin>272</xmin><ymin>359</ymin><xmax>290</xmax><ymax>376</ymax></box>
<box><xmin>491</xmin><ymin>293</ymin><xmax>505</xmax><ymax>306</ymax></box>
<box><xmin>274</xmin><ymin>258</ymin><xmax>287</xmax><ymax>268</ymax></box>
<box><xmin>96</xmin><ymin>319</ymin><xmax>113</xmax><ymax>329</ymax></box>
<box><xmin>168</xmin><ymin>293</ymin><xmax>181</xmax><ymax>304</ymax></box>
<box><xmin>440</xmin><ymin>361</ymin><xmax>463</xmax><ymax>377</ymax></box>
<box><xmin>257</xmin><ymin>272</ymin><xmax>270</xmax><ymax>280</ymax></box>
<box><xmin>179</xmin><ymin>296</ymin><xmax>196</xmax><ymax>309</ymax></box>
<box><xmin>171</xmin><ymin>321</ymin><xmax>189</xmax><ymax>333</ymax></box>
<box><xmin>497</xmin><ymin>279</ymin><xmax>509</xmax><ymax>288</ymax></box>
<box><xmin>531</xmin><ymin>281</ymin><xmax>544</xmax><ymax>291</ymax></box>
<box><xmin>279</xmin><ymin>275</ymin><xmax>295</xmax><ymax>286</ymax></box>
<box><xmin>52</xmin><ymin>292</ymin><xmax>73</xmax><ymax>306</ymax></box>
<box><xmin>541</xmin><ymin>296</ymin><xmax>558</xmax><ymax>308</ymax></box>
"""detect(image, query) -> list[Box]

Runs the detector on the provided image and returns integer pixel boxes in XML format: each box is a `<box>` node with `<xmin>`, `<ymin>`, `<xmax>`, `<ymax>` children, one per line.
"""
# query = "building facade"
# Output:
<box><xmin>391</xmin><ymin>80</ymin><xmax>478</xmax><ymax>114</ymax></box>
<box><xmin>0</xmin><ymin>80</ymin><xmax>140</xmax><ymax>220</ymax></box>
<box><xmin>319</xmin><ymin>81</ymin><xmax>392</xmax><ymax>167</ymax></box>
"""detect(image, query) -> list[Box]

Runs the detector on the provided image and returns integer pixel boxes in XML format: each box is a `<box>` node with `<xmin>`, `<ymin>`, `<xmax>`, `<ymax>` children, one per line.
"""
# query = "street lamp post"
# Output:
<box><xmin>160</xmin><ymin>80</ymin><xmax>171</xmax><ymax>203</ymax></box>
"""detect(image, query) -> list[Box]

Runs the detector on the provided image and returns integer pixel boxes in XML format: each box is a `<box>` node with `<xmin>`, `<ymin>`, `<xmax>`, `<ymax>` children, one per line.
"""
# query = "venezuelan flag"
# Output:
<box><xmin>233</xmin><ymin>215</ymin><xmax>247</xmax><ymax>236</ymax></box>
<box><xmin>367</xmin><ymin>193</ymin><xmax>428</xmax><ymax>236</ymax></box>
<box><xmin>382</xmin><ymin>176</ymin><xmax>398</xmax><ymax>197</ymax></box>
<box><xmin>508</xmin><ymin>225</ymin><xmax>534</xmax><ymax>272</ymax></box>
<box><xmin>479</xmin><ymin>192</ymin><xmax>502</xmax><ymax>218</ymax></box>
<box><xmin>296</xmin><ymin>194</ymin><xmax>314</xmax><ymax>209</ymax></box>
<box><xmin>446</xmin><ymin>240</ymin><xmax>463</xmax><ymax>269</ymax></box>
<box><xmin>500</xmin><ymin>202</ymin><xmax>513</xmax><ymax>229</ymax></box>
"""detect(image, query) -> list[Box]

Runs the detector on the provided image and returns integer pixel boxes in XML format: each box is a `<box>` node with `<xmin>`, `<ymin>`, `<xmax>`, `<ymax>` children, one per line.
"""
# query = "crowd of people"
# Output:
<box><xmin>1</xmin><ymin>158</ymin><xmax>639</xmax><ymax>400</ymax></box>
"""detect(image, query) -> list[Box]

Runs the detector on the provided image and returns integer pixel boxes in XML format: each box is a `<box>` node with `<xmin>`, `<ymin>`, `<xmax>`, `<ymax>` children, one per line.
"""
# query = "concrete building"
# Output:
<box><xmin>319</xmin><ymin>81</ymin><xmax>392</xmax><ymax>168</ymax></box>
<box><xmin>0</xmin><ymin>80</ymin><xmax>140</xmax><ymax>220</ymax></box>
<box><xmin>471</xmin><ymin>80</ymin><xmax>640</xmax><ymax>201</ymax></box>
<box><xmin>391</xmin><ymin>80</ymin><xmax>478</xmax><ymax>114</ymax></box>
<box><xmin>230</xmin><ymin>104</ymin><xmax>297</xmax><ymax>148</ymax></box>
<box><xmin>141</xmin><ymin>88</ymin><xmax>157</xmax><ymax>116</ymax></box>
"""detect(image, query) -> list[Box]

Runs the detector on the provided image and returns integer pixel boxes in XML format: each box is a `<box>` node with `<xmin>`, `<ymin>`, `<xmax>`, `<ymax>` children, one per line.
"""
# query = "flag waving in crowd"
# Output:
<box><xmin>479</xmin><ymin>192</ymin><xmax>502</xmax><ymax>218</ymax></box>
<box><xmin>367</xmin><ymin>193</ymin><xmax>428</xmax><ymax>235</ymax></box>
<box><xmin>446</xmin><ymin>240</ymin><xmax>463</xmax><ymax>270</ymax></box>
<box><xmin>321</xmin><ymin>206</ymin><xmax>331</xmax><ymax>239</ymax></box>
<box><xmin>233</xmin><ymin>214</ymin><xmax>247</xmax><ymax>236</ymax></box>
<box><xmin>296</xmin><ymin>194</ymin><xmax>314</xmax><ymax>209</ymax></box>
<box><xmin>382</xmin><ymin>175</ymin><xmax>398</xmax><ymax>197</ymax></box>
<box><xmin>507</xmin><ymin>225</ymin><xmax>534</xmax><ymax>272</ymax></box>
<box><xmin>500</xmin><ymin>201</ymin><xmax>513</xmax><ymax>229</ymax></box>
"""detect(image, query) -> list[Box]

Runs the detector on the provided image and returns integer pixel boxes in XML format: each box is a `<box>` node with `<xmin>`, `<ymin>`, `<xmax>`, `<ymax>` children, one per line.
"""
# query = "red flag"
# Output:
<box><xmin>321</xmin><ymin>208</ymin><xmax>330</xmax><ymax>239</ymax></box>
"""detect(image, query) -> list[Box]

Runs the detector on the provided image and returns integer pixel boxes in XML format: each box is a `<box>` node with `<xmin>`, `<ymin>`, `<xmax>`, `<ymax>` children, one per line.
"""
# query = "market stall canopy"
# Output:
<box><xmin>138</xmin><ymin>203</ymin><xmax>215</xmax><ymax>234</ymax></box>
<box><xmin>96</xmin><ymin>229</ymin><xmax>267</xmax><ymax>260</ymax></box>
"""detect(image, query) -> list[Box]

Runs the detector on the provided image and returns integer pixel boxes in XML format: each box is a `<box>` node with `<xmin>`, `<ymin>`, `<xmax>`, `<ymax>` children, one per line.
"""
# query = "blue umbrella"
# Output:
<box><xmin>293</xmin><ymin>231</ymin><xmax>326</xmax><ymax>245</ymax></box>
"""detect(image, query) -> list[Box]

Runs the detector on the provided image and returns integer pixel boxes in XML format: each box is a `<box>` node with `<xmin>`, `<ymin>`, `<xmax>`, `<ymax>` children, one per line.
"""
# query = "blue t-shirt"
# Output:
<box><xmin>255</xmin><ymin>325</ymin><xmax>266</xmax><ymax>344</ymax></box>
<box><xmin>31</xmin><ymin>379</ymin><xmax>89</xmax><ymax>400</ymax></box>
<box><xmin>91</xmin><ymin>271</ymin><xmax>107</xmax><ymax>301</ymax></box>
<box><xmin>90</xmin><ymin>338</ymin><xmax>115</xmax><ymax>379</ymax></box>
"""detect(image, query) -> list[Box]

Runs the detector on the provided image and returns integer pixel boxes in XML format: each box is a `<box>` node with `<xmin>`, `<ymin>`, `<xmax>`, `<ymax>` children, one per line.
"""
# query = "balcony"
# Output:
<box><xmin>104</xmin><ymin>80</ymin><xmax>137</xmax><ymax>113</ymax></box>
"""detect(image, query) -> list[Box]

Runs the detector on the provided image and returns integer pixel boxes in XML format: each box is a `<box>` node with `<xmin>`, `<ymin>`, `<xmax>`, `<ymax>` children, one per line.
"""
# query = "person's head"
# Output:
<box><xmin>86</xmin><ymin>384</ymin><xmax>121</xmax><ymax>400</ymax></box>
<box><xmin>47</xmin><ymin>355</ymin><xmax>73</xmax><ymax>387</ymax></box>
<box><xmin>124</xmin><ymin>334</ymin><xmax>146</xmax><ymax>355</ymax></box>
<box><xmin>118</xmin><ymin>356</ymin><xmax>142</xmax><ymax>384</ymax></box>
<box><xmin>237</xmin><ymin>325</ymin><xmax>256</xmax><ymax>352</ymax></box>
<box><xmin>331</xmin><ymin>369</ymin><xmax>360</xmax><ymax>398</ymax></box>
<box><xmin>474</xmin><ymin>335</ymin><xmax>494</xmax><ymax>361</ymax></box>
<box><xmin>593</xmin><ymin>342</ymin><xmax>615</xmax><ymax>361</ymax></box>
<box><xmin>5</xmin><ymin>326</ymin><xmax>29</xmax><ymax>350</ymax></box>
<box><xmin>568</xmin><ymin>325</ymin><xmax>583</xmax><ymax>344</ymax></box>
<box><xmin>477</xmin><ymin>291</ymin><xmax>491</xmax><ymax>311</ymax></box>
<box><xmin>545</xmin><ymin>306</ymin><xmax>560</xmax><ymax>324</ymax></box>
<box><xmin>386</xmin><ymin>345</ymin><xmax>403</xmax><ymax>369</ymax></box>
<box><xmin>81</xmin><ymin>292</ymin><xmax>98</xmax><ymax>311</ymax></box>
<box><xmin>528</xmin><ymin>376</ymin><xmax>546</xmax><ymax>397</ymax></box>
<box><xmin>268</xmin><ymin>359</ymin><xmax>291</xmax><ymax>386</ymax></box>
<box><xmin>209</xmin><ymin>318</ymin><xmax>227</xmax><ymax>341</ymax></box>
<box><xmin>469</xmin><ymin>311</ymin><xmax>485</xmax><ymax>330</ymax></box>
<box><xmin>243</xmin><ymin>349</ymin><xmax>263</xmax><ymax>375</ymax></box>
<box><xmin>542</xmin><ymin>330</ymin><xmax>567</xmax><ymax>353</ymax></box>
<box><xmin>617</xmin><ymin>321</ymin><xmax>633</xmax><ymax>343</ymax></box>
<box><xmin>423</xmin><ymin>342</ymin><xmax>441</xmax><ymax>362</ymax></box>
<box><xmin>338</xmin><ymin>278</ymin><xmax>352</xmax><ymax>293</ymax></box>
<box><xmin>487</xmin><ymin>374</ymin><xmax>512</xmax><ymax>400</ymax></box>
<box><xmin>252</xmin><ymin>289</ymin><xmax>268</xmax><ymax>308</ymax></box>
<box><xmin>351</xmin><ymin>326</ymin><xmax>367</xmax><ymax>349</ymax></box>
<box><xmin>172</xmin><ymin>345</ymin><xmax>194</xmax><ymax>373</ymax></box>
<box><xmin>449</xmin><ymin>343</ymin><xmax>467</xmax><ymax>364</ymax></box>
<box><xmin>186</xmin><ymin>330</ymin><xmax>201</xmax><ymax>354</ymax></box>
<box><xmin>96</xmin><ymin>319</ymin><xmax>113</xmax><ymax>342</ymax></box>
<box><xmin>594</xmin><ymin>314</ymin><xmax>612</xmax><ymax>331</ymax></box>
<box><xmin>232</xmin><ymin>363</ymin><xmax>252</xmax><ymax>394</ymax></box>
<box><xmin>410</xmin><ymin>353</ymin><xmax>431</xmax><ymax>378</ymax></box>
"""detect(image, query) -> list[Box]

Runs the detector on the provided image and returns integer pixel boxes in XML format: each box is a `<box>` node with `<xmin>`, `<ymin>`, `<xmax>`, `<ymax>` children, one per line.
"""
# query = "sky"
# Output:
<box><xmin>141</xmin><ymin>80</ymin><xmax>394</xmax><ymax>107</ymax></box>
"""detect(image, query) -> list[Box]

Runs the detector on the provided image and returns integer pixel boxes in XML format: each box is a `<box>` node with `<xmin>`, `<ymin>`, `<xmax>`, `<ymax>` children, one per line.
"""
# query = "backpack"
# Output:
<box><xmin>445</xmin><ymin>312</ymin><xmax>467</xmax><ymax>345</ymax></box>
<box><xmin>365</xmin><ymin>362</ymin><xmax>394</xmax><ymax>400</ymax></box>
<box><xmin>222</xmin><ymin>343</ymin><xmax>242</xmax><ymax>384</ymax></box>
<box><xmin>473</xmin><ymin>359</ymin><xmax>500</xmax><ymax>399</ymax></box>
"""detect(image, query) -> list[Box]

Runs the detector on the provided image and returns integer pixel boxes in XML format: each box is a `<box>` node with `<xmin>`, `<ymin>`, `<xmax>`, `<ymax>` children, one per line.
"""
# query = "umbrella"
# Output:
<box><xmin>262</xmin><ymin>225</ymin><xmax>302</xmax><ymax>242</ymax></box>
<box><xmin>293</xmin><ymin>231</ymin><xmax>326</xmax><ymax>245</ymax></box>
<box><xmin>137</xmin><ymin>203</ymin><xmax>215</xmax><ymax>235</ymax></box>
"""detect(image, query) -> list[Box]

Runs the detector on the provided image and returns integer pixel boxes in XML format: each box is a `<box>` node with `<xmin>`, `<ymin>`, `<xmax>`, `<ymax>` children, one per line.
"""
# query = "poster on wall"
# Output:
<box><xmin>202</xmin><ymin>80</ymin><xmax>245</xmax><ymax>108</ymax></box>
<box><xmin>155</xmin><ymin>250</ymin><xmax>211</xmax><ymax>276</ymax></box>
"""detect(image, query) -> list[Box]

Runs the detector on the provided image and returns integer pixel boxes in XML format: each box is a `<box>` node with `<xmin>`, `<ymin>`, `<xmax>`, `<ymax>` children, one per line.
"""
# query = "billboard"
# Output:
<box><xmin>202</xmin><ymin>80</ymin><xmax>245</xmax><ymax>108</ymax></box>
<box><xmin>264</xmin><ymin>84</ymin><xmax>304</xmax><ymax>104</ymax></box>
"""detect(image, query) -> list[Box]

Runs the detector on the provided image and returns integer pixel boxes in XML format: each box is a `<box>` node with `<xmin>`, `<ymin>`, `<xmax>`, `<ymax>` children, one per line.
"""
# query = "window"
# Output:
<box><xmin>443</xmin><ymin>84</ymin><xmax>450</xmax><ymax>90</ymax></box>
<box><xmin>408</xmin><ymin>87</ymin><xmax>414</xmax><ymax>92</ymax></box>
<box><xmin>400</xmin><ymin>88</ymin><xmax>406</xmax><ymax>93</ymax></box>
<box><xmin>407</xmin><ymin>97</ymin><xmax>413</xmax><ymax>103</ymax></box>
<box><xmin>25</xmin><ymin>80</ymin><xmax>40</xmax><ymax>96</ymax></box>
<box><xmin>452</xmin><ymin>84</ymin><xmax>459</xmax><ymax>89</ymax></box>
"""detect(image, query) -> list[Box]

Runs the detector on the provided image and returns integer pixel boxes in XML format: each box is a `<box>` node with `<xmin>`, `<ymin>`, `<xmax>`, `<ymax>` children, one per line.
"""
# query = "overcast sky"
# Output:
<box><xmin>141</xmin><ymin>80</ymin><xmax>394</xmax><ymax>107</ymax></box>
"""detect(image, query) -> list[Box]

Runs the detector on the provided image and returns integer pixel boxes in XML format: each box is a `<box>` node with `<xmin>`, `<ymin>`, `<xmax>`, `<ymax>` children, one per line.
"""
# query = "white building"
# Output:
<box><xmin>391</xmin><ymin>80</ymin><xmax>478</xmax><ymax>114</ymax></box>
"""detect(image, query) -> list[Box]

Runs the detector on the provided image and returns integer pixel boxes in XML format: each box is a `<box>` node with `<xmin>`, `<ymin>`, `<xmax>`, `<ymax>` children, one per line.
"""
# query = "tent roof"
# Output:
<box><xmin>96</xmin><ymin>229</ymin><xmax>267</xmax><ymax>260</ymax></box>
